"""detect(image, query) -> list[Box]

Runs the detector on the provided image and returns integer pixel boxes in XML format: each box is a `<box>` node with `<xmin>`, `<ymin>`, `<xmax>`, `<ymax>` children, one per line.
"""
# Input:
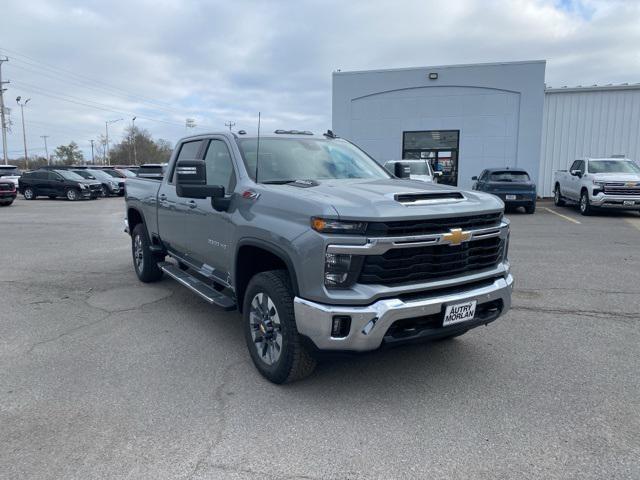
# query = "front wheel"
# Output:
<box><xmin>525</xmin><ymin>203</ymin><xmax>536</xmax><ymax>214</ymax></box>
<box><xmin>579</xmin><ymin>190</ymin><xmax>592</xmax><ymax>216</ymax></box>
<box><xmin>131</xmin><ymin>224</ymin><xmax>164</xmax><ymax>282</ymax></box>
<box><xmin>243</xmin><ymin>270</ymin><xmax>316</xmax><ymax>384</ymax></box>
<box><xmin>66</xmin><ymin>188</ymin><xmax>79</xmax><ymax>201</ymax></box>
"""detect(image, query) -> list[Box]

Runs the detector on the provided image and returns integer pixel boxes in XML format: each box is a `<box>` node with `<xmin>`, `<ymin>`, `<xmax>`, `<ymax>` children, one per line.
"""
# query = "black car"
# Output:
<box><xmin>18</xmin><ymin>169</ymin><xmax>103</xmax><ymax>201</ymax></box>
<box><xmin>0</xmin><ymin>179</ymin><xmax>17</xmax><ymax>206</ymax></box>
<box><xmin>472</xmin><ymin>168</ymin><xmax>537</xmax><ymax>214</ymax></box>
<box><xmin>72</xmin><ymin>169</ymin><xmax>122</xmax><ymax>196</ymax></box>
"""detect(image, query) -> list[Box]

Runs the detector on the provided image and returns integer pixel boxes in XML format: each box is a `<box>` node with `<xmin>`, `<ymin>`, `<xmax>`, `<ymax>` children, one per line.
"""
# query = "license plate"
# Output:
<box><xmin>443</xmin><ymin>301</ymin><xmax>477</xmax><ymax>327</ymax></box>
<box><xmin>623</xmin><ymin>200</ymin><xmax>635</xmax><ymax>206</ymax></box>
<box><xmin>505</xmin><ymin>194</ymin><xmax>517</xmax><ymax>200</ymax></box>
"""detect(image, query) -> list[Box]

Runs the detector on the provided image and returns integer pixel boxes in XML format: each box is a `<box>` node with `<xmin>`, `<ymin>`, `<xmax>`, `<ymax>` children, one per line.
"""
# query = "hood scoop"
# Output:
<box><xmin>394</xmin><ymin>191</ymin><xmax>465</xmax><ymax>206</ymax></box>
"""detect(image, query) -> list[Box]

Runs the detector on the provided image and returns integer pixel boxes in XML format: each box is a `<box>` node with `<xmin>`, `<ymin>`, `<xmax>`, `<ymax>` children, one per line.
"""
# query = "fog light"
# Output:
<box><xmin>331</xmin><ymin>315</ymin><xmax>351</xmax><ymax>338</ymax></box>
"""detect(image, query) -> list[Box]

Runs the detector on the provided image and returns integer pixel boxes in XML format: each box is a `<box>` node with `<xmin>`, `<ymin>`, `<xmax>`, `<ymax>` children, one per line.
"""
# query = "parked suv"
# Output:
<box><xmin>554</xmin><ymin>158</ymin><xmax>640</xmax><ymax>215</ymax></box>
<box><xmin>72</xmin><ymin>169</ymin><xmax>121</xmax><ymax>196</ymax></box>
<box><xmin>19</xmin><ymin>169</ymin><xmax>102</xmax><ymax>200</ymax></box>
<box><xmin>0</xmin><ymin>178</ymin><xmax>17</xmax><ymax>206</ymax></box>
<box><xmin>125</xmin><ymin>130</ymin><xmax>513</xmax><ymax>383</ymax></box>
<box><xmin>472</xmin><ymin>168</ymin><xmax>536</xmax><ymax>214</ymax></box>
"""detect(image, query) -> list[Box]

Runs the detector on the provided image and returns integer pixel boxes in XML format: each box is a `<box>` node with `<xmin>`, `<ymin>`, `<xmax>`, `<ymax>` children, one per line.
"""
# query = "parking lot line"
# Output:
<box><xmin>542</xmin><ymin>207</ymin><xmax>581</xmax><ymax>224</ymax></box>
<box><xmin>626</xmin><ymin>218</ymin><xmax>640</xmax><ymax>232</ymax></box>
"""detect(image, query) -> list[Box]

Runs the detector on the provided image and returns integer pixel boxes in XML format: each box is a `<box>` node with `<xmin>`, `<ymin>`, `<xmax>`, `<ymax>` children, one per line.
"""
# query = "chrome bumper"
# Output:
<box><xmin>294</xmin><ymin>273</ymin><xmax>514</xmax><ymax>351</ymax></box>
<box><xmin>591</xmin><ymin>194</ymin><xmax>640</xmax><ymax>208</ymax></box>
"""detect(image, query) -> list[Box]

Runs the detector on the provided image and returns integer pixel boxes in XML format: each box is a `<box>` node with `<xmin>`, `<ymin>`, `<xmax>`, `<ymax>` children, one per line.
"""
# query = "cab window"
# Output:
<box><xmin>204</xmin><ymin>139</ymin><xmax>235</xmax><ymax>192</ymax></box>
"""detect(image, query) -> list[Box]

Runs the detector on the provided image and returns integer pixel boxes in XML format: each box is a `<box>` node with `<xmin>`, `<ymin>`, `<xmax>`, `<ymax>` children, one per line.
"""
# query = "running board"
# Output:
<box><xmin>159</xmin><ymin>262</ymin><xmax>236</xmax><ymax>311</ymax></box>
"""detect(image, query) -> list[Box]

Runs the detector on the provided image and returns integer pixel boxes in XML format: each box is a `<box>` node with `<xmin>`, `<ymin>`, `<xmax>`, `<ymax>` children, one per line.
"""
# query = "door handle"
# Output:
<box><xmin>187</xmin><ymin>200</ymin><xmax>197</xmax><ymax>209</ymax></box>
<box><xmin>159</xmin><ymin>194</ymin><xmax>167</xmax><ymax>201</ymax></box>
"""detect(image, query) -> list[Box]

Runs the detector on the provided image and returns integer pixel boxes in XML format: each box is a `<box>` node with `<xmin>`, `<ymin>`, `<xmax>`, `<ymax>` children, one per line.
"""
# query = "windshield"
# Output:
<box><xmin>116</xmin><ymin>169</ymin><xmax>136</xmax><ymax>178</ymax></box>
<box><xmin>55</xmin><ymin>170</ymin><xmax>86</xmax><ymax>181</ymax></box>
<box><xmin>237</xmin><ymin>138</ymin><xmax>391</xmax><ymax>183</ymax></box>
<box><xmin>103</xmin><ymin>169</ymin><xmax>126</xmax><ymax>178</ymax></box>
<box><xmin>72</xmin><ymin>170</ymin><xmax>96</xmax><ymax>180</ymax></box>
<box><xmin>489</xmin><ymin>171</ymin><xmax>530</xmax><ymax>182</ymax></box>
<box><xmin>0</xmin><ymin>167</ymin><xmax>20</xmax><ymax>176</ymax></box>
<box><xmin>85</xmin><ymin>169</ymin><xmax>114</xmax><ymax>181</ymax></box>
<box><xmin>588</xmin><ymin>160</ymin><xmax>640</xmax><ymax>174</ymax></box>
<box><xmin>406</xmin><ymin>161</ymin><xmax>431</xmax><ymax>175</ymax></box>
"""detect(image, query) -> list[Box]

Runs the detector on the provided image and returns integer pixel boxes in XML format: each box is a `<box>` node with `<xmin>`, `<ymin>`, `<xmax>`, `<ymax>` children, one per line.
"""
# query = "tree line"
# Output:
<box><xmin>7</xmin><ymin>126</ymin><xmax>173</xmax><ymax>169</ymax></box>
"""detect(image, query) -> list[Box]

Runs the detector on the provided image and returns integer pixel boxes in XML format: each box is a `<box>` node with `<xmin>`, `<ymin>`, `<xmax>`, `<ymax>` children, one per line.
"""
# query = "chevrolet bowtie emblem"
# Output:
<box><xmin>626</xmin><ymin>182</ymin><xmax>637</xmax><ymax>187</ymax></box>
<box><xmin>442</xmin><ymin>228</ymin><xmax>472</xmax><ymax>246</ymax></box>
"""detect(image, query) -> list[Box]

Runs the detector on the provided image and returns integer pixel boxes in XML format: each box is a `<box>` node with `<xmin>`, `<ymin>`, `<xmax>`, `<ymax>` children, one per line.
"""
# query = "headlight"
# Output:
<box><xmin>110</xmin><ymin>181</ymin><xmax>117</xmax><ymax>187</ymax></box>
<box><xmin>593</xmin><ymin>180</ymin><xmax>606</xmax><ymax>188</ymax></box>
<box><xmin>311</xmin><ymin>217</ymin><xmax>367</xmax><ymax>234</ymax></box>
<box><xmin>324</xmin><ymin>252</ymin><xmax>363</xmax><ymax>289</ymax></box>
<box><xmin>80</xmin><ymin>184</ymin><xmax>88</xmax><ymax>189</ymax></box>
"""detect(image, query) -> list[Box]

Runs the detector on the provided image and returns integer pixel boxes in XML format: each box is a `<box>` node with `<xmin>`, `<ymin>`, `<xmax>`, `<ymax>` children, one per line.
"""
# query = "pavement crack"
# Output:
<box><xmin>186</xmin><ymin>359</ymin><xmax>248</xmax><ymax>480</ymax></box>
<box><xmin>24</xmin><ymin>313</ymin><xmax>111</xmax><ymax>355</ymax></box>
<box><xmin>511</xmin><ymin>305</ymin><xmax>639</xmax><ymax>321</ymax></box>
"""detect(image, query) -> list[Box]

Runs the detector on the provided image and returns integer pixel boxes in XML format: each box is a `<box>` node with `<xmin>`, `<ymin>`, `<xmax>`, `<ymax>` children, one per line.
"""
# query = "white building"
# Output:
<box><xmin>332</xmin><ymin>61</ymin><xmax>640</xmax><ymax>196</ymax></box>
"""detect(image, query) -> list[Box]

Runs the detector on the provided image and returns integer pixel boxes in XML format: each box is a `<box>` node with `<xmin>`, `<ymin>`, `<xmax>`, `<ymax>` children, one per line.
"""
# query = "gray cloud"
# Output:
<box><xmin>1</xmin><ymin>0</ymin><xmax>639</xmax><ymax>159</ymax></box>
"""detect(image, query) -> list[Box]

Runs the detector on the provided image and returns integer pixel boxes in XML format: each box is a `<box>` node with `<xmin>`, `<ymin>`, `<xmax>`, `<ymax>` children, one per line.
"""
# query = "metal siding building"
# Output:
<box><xmin>332</xmin><ymin>61</ymin><xmax>546</xmax><ymax>191</ymax></box>
<box><xmin>539</xmin><ymin>84</ymin><xmax>640</xmax><ymax>197</ymax></box>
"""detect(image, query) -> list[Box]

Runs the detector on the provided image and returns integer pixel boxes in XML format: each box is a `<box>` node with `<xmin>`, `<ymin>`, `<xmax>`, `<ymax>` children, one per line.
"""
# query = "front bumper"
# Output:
<box><xmin>0</xmin><ymin>191</ymin><xmax>16</xmax><ymax>199</ymax></box>
<box><xmin>294</xmin><ymin>273</ymin><xmax>514</xmax><ymax>351</ymax></box>
<box><xmin>590</xmin><ymin>194</ymin><xmax>640</xmax><ymax>209</ymax></box>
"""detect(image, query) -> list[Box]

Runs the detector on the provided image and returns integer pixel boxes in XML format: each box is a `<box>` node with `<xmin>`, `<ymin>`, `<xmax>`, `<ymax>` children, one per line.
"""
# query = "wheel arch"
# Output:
<box><xmin>234</xmin><ymin>239</ymin><xmax>300</xmax><ymax>313</ymax></box>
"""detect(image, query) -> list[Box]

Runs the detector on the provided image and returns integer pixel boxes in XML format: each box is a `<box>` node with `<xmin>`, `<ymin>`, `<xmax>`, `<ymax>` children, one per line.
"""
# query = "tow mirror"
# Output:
<box><xmin>175</xmin><ymin>160</ymin><xmax>225</xmax><ymax>201</ymax></box>
<box><xmin>394</xmin><ymin>162</ymin><xmax>411</xmax><ymax>179</ymax></box>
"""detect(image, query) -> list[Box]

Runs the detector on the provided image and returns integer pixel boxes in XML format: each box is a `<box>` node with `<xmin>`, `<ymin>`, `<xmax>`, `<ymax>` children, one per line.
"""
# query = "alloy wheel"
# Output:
<box><xmin>249</xmin><ymin>292</ymin><xmax>283</xmax><ymax>366</ymax></box>
<box><xmin>133</xmin><ymin>234</ymin><xmax>144</xmax><ymax>272</ymax></box>
<box><xmin>67</xmin><ymin>189</ymin><xmax>77</xmax><ymax>201</ymax></box>
<box><xmin>24</xmin><ymin>188</ymin><xmax>34</xmax><ymax>200</ymax></box>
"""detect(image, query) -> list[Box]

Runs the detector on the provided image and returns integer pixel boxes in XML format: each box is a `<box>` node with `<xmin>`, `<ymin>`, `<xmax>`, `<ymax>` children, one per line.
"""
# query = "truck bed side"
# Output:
<box><xmin>125</xmin><ymin>177</ymin><xmax>162</xmax><ymax>237</ymax></box>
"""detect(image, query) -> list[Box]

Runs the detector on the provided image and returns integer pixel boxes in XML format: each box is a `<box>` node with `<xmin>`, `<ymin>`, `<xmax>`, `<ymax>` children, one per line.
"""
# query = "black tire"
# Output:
<box><xmin>554</xmin><ymin>184</ymin><xmax>565</xmax><ymax>206</ymax></box>
<box><xmin>525</xmin><ymin>203</ymin><xmax>536</xmax><ymax>214</ymax></box>
<box><xmin>131</xmin><ymin>224</ymin><xmax>164</xmax><ymax>282</ymax></box>
<box><xmin>243</xmin><ymin>270</ymin><xmax>316</xmax><ymax>384</ymax></box>
<box><xmin>0</xmin><ymin>199</ymin><xmax>13</xmax><ymax>206</ymax></box>
<box><xmin>65</xmin><ymin>188</ymin><xmax>79</xmax><ymax>201</ymax></box>
<box><xmin>100</xmin><ymin>187</ymin><xmax>107</xmax><ymax>197</ymax></box>
<box><xmin>23</xmin><ymin>187</ymin><xmax>36</xmax><ymax>200</ymax></box>
<box><xmin>579</xmin><ymin>190</ymin><xmax>592</xmax><ymax>216</ymax></box>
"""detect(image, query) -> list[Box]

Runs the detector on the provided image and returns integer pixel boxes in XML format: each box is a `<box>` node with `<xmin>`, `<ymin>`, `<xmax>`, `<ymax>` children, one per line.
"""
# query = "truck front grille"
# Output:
<box><xmin>603</xmin><ymin>184</ymin><xmax>640</xmax><ymax>195</ymax></box>
<box><xmin>358</xmin><ymin>237</ymin><xmax>503</xmax><ymax>285</ymax></box>
<box><xmin>365</xmin><ymin>213</ymin><xmax>502</xmax><ymax>237</ymax></box>
<box><xmin>0</xmin><ymin>182</ymin><xmax>13</xmax><ymax>191</ymax></box>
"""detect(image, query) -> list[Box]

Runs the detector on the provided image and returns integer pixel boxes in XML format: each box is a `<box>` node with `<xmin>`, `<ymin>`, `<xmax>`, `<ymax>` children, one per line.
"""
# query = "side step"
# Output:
<box><xmin>159</xmin><ymin>262</ymin><xmax>236</xmax><ymax>311</ymax></box>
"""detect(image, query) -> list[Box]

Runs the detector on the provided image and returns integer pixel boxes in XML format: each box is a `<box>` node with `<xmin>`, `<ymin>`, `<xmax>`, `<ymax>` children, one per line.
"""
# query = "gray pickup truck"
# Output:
<box><xmin>125</xmin><ymin>130</ymin><xmax>513</xmax><ymax>383</ymax></box>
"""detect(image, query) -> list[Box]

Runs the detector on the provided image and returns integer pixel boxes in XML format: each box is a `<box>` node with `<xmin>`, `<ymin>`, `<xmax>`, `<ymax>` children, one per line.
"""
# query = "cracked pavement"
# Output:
<box><xmin>1</xmin><ymin>198</ymin><xmax>639</xmax><ymax>479</ymax></box>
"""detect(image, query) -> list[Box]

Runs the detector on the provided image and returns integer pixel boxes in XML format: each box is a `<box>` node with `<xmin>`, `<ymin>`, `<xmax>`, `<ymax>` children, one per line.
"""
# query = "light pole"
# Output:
<box><xmin>105</xmin><ymin>118</ymin><xmax>123</xmax><ymax>165</ymax></box>
<box><xmin>90</xmin><ymin>139</ymin><xmax>95</xmax><ymax>164</ymax></box>
<box><xmin>40</xmin><ymin>135</ymin><xmax>49</xmax><ymax>165</ymax></box>
<box><xmin>131</xmin><ymin>116</ymin><xmax>137</xmax><ymax>165</ymax></box>
<box><xmin>16</xmin><ymin>96</ymin><xmax>30</xmax><ymax>169</ymax></box>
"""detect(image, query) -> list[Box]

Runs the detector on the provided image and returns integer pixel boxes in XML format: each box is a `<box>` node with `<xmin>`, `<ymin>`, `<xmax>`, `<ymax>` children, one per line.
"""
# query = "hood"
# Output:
<box><xmin>268</xmin><ymin>178</ymin><xmax>504</xmax><ymax>221</ymax></box>
<box><xmin>588</xmin><ymin>173</ymin><xmax>640</xmax><ymax>183</ymax></box>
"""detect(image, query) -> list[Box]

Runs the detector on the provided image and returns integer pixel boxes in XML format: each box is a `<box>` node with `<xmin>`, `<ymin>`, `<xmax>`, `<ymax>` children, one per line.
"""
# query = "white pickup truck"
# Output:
<box><xmin>553</xmin><ymin>157</ymin><xmax>640</xmax><ymax>215</ymax></box>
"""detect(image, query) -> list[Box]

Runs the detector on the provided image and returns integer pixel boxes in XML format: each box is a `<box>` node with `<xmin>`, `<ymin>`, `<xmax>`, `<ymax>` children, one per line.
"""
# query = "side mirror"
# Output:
<box><xmin>175</xmin><ymin>160</ymin><xmax>224</xmax><ymax>200</ymax></box>
<box><xmin>434</xmin><ymin>171</ymin><xmax>443</xmax><ymax>177</ymax></box>
<box><xmin>570</xmin><ymin>169</ymin><xmax>582</xmax><ymax>177</ymax></box>
<box><xmin>471</xmin><ymin>176</ymin><xmax>478</xmax><ymax>181</ymax></box>
<box><xmin>394</xmin><ymin>162</ymin><xmax>411</xmax><ymax>179</ymax></box>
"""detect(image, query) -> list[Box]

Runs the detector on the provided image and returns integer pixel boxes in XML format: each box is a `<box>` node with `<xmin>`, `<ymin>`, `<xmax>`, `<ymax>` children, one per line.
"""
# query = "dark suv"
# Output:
<box><xmin>19</xmin><ymin>169</ymin><xmax>102</xmax><ymax>201</ymax></box>
<box><xmin>472</xmin><ymin>168</ymin><xmax>536</xmax><ymax>214</ymax></box>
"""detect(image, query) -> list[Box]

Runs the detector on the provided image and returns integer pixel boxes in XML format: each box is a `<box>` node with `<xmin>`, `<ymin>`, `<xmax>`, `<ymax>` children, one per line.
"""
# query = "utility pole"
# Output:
<box><xmin>105</xmin><ymin>118</ymin><xmax>123</xmax><ymax>166</ymax></box>
<box><xmin>0</xmin><ymin>56</ymin><xmax>9</xmax><ymax>165</ymax></box>
<box><xmin>131</xmin><ymin>116</ymin><xmax>137</xmax><ymax>165</ymax></box>
<box><xmin>40</xmin><ymin>135</ymin><xmax>49</xmax><ymax>165</ymax></box>
<box><xmin>16</xmin><ymin>96</ymin><xmax>30</xmax><ymax>169</ymax></box>
<box><xmin>225</xmin><ymin>120</ymin><xmax>236</xmax><ymax>132</ymax></box>
<box><xmin>90</xmin><ymin>139</ymin><xmax>95</xmax><ymax>164</ymax></box>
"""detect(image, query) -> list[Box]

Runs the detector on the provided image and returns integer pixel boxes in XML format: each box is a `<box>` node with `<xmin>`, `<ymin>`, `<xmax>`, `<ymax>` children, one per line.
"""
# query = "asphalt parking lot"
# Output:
<box><xmin>1</xmin><ymin>197</ymin><xmax>639</xmax><ymax>480</ymax></box>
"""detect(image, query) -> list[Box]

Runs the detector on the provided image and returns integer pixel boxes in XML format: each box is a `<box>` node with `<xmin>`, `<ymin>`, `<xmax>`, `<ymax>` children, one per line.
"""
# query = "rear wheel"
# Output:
<box><xmin>66</xmin><ymin>188</ymin><xmax>79</xmax><ymax>201</ymax></box>
<box><xmin>579</xmin><ymin>190</ymin><xmax>592</xmax><ymax>216</ymax></box>
<box><xmin>554</xmin><ymin>184</ymin><xmax>565</xmax><ymax>206</ymax></box>
<box><xmin>131</xmin><ymin>224</ymin><xmax>164</xmax><ymax>282</ymax></box>
<box><xmin>23</xmin><ymin>187</ymin><xmax>35</xmax><ymax>200</ymax></box>
<box><xmin>243</xmin><ymin>270</ymin><xmax>316</xmax><ymax>384</ymax></box>
<box><xmin>525</xmin><ymin>203</ymin><xmax>536</xmax><ymax>214</ymax></box>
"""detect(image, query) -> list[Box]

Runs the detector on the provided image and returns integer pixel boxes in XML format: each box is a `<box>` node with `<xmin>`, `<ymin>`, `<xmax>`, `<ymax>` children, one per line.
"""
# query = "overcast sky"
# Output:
<box><xmin>1</xmin><ymin>0</ymin><xmax>639</xmax><ymax>160</ymax></box>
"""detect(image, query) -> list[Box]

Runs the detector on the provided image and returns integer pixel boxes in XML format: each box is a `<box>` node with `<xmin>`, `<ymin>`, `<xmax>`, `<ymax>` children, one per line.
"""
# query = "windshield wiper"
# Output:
<box><xmin>261</xmin><ymin>179</ymin><xmax>299</xmax><ymax>185</ymax></box>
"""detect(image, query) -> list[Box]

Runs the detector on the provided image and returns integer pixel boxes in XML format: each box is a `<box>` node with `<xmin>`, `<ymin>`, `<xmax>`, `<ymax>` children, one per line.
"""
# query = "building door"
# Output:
<box><xmin>402</xmin><ymin>131</ymin><xmax>460</xmax><ymax>186</ymax></box>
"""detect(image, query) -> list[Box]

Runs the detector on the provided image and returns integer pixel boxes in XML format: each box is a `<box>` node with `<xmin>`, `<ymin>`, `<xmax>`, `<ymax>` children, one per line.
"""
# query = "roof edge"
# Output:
<box><xmin>333</xmin><ymin>60</ymin><xmax>546</xmax><ymax>76</ymax></box>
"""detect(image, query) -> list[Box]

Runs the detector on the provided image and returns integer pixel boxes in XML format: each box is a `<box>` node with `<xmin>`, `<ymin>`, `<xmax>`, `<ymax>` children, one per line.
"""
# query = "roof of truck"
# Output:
<box><xmin>179</xmin><ymin>130</ymin><xmax>337</xmax><ymax>142</ymax></box>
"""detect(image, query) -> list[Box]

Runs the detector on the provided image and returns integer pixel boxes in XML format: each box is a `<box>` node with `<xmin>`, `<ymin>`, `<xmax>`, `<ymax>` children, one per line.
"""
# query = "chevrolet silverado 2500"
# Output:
<box><xmin>554</xmin><ymin>157</ymin><xmax>640</xmax><ymax>215</ymax></box>
<box><xmin>125</xmin><ymin>130</ymin><xmax>513</xmax><ymax>383</ymax></box>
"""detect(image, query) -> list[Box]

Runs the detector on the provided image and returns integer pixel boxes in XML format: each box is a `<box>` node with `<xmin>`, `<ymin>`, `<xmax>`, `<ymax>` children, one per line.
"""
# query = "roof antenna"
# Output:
<box><xmin>255</xmin><ymin>112</ymin><xmax>261</xmax><ymax>183</ymax></box>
